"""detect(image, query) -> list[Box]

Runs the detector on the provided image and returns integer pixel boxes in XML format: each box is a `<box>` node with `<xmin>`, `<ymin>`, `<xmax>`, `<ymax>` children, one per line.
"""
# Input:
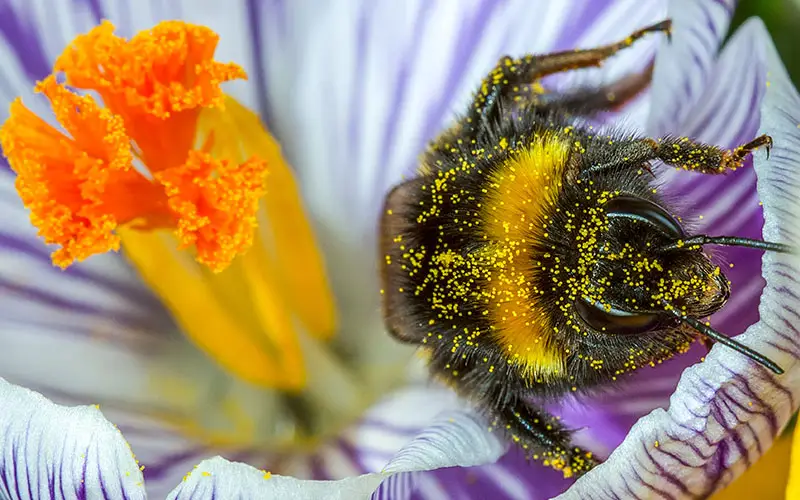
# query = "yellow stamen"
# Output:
<box><xmin>196</xmin><ymin>97</ymin><xmax>337</xmax><ymax>338</ymax></box>
<box><xmin>119</xmin><ymin>97</ymin><xmax>337</xmax><ymax>389</ymax></box>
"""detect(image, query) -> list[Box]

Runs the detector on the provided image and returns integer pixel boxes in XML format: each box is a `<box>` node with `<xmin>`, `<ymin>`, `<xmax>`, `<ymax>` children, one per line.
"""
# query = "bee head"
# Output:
<box><xmin>571</xmin><ymin>195</ymin><xmax>730</xmax><ymax>337</ymax></box>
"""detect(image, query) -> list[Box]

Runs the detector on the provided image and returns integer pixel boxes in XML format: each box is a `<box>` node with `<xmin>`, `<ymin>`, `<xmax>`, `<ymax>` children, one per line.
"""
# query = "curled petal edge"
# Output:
<box><xmin>167</xmin><ymin>410</ymin><xmax>507</xmax><ymax>500</ymax></box>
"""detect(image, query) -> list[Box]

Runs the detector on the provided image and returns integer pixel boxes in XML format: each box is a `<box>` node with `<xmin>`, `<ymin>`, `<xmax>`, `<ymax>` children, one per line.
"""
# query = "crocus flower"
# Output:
<box><xmin>0</xmin><ymin>0</ymin><xmax>798</xmax><ymax>499</ymax></box>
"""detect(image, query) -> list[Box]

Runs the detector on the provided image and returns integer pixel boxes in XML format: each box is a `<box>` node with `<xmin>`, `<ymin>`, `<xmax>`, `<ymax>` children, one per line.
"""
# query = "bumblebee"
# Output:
<box><xmin>379</xmin><ymin>19</ymin><xmax>792</xmax><ymax>477</ymax></box>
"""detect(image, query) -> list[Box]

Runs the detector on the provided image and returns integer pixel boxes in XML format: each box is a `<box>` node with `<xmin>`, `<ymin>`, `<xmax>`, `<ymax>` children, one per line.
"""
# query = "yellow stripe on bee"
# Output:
<box><xmin>481</xmin><ymin>134</ymin><xmax>571</xmax><ymax>382</ymax></box>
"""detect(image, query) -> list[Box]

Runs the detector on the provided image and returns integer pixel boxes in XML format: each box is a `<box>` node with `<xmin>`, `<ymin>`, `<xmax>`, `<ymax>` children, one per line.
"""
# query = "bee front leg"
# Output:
<box><xmin>580</xmin><ymin>134</ymin><xmax>773</xmax><ymax>178</ymax></box>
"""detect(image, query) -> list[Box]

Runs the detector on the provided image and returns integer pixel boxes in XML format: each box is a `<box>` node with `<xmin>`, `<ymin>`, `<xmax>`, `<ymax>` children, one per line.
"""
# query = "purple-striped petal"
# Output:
<box><xmin>0</xmin><ymin>377</ymin><xmax>146</xmax><ymax>499</ymax></box>
<box><xmin>555</xmin><ymin>18</ymin><xmax>800</xmax><ymax>499</ymax></box>
<box><xmin>0</xmin><ymin>0</ymin><xmax>263</xmax><ymax>111</ymax></box>
<box><xmin>647</xmin><ymin>0</ymin><xmax>737</xmax><ymax>136</ymax></box>
<box><xmin>291</xmin><ymin>385</ymin><xmax>465</xmax><ymax>479</ymax></box>
<box><xmin>168</xmin><ymin>410</ymin><xmax>505</xmax><ymax>500</ymax></box>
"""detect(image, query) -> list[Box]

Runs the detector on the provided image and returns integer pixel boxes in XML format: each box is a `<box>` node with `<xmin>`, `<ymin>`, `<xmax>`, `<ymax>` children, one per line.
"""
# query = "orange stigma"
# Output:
<box><xmin>0</xmin><ymin>21</ymin><xmax>267</xmax><ymax>272</ymax></box>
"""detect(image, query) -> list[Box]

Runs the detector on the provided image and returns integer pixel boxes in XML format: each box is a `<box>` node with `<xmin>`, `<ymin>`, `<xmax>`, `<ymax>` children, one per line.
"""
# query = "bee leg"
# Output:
<box><xmin>539</xmin><ymin>62</ymin><xmax>654</xmax><ymax>115</ymax></box>
<box><xmin>581</xmin><ymin>134</ymin><xmax>773</xmax><ymax>177</ymax></box>
<box><xmin>530</xmin><ymin>20</ymin><xmax>670</xmax><ymax>78</ymax></box>
<box><xmin>488</xmin><ymin>397</ymin><xmax>599</xmax><ymax>477</ymax></box>
<box><xmin>654</xmin><ymin>134</ymin><xmax>774</xmax><ymax>173</ymax></box>
<box><xmin>466</xmin><ymin>20</ymin><xmax>671</xmax><ymax>135</ymax></box>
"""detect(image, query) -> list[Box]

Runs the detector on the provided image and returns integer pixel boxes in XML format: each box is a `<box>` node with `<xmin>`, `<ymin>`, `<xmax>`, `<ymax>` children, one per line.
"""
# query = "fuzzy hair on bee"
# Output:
<box><xmin>379</xmin><ymin>19</ymin><xmax>793</xmax><ymax>477</ymax></box>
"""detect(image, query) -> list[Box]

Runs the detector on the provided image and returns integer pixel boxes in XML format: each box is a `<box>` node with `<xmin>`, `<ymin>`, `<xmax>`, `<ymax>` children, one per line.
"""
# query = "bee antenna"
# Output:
<box><xmin>659</xmin><ymin>235</ymin><xmax>795</xmax><ymax>254</ymax></box>
<box><xmin>661</xmin><ymin>301</ymin><xmax>784</xmax><ymax>375</ymax></box>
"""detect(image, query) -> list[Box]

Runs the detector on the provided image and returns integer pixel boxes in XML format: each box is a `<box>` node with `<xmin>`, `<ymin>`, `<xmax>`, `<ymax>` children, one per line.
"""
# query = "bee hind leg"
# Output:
<box><xmin>539</xmin><ymin>62</ymin><xmax>654</xmax><ymax>116</ymax></box>
<box><xmin>488</xmin><ymin>397</ymin><xmax>600</xmax><ymax>478</ymax></box>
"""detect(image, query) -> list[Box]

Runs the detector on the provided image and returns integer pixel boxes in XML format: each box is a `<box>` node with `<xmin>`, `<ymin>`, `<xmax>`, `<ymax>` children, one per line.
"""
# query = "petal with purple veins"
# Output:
<box><xmin>0</xmin><ymin>377</ymin><xmax>146</xmax><ymax>499</ymax></box>
<box><xmin>253</xmin><ymin>0</ymin><xmax>669</xmax><ymax>225</ymax></box>
<box><xmin>555</xmin><ymin>18</ymin><xmax>800</xmax><ymax>499</ymax></box>
<box><xmin>296</xmin><ymin>385</ymin><xmax>466</xmax><ymax>479</ymax></box>
<box><xmin>648</xmin><ymin>0</ymin><xmax>737</xmax><ymax>136</ymax></box>
<box><xmin>167</xmin><ymin>410</ymin><xmax>506</xmax><ymax>500</ymax></box>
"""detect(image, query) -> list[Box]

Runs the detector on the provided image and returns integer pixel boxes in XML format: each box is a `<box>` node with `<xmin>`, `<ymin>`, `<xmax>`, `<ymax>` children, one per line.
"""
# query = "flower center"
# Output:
<box><xmin>0</xmin><ymin>21</ymin><xmax>337</xmax><ymax>395</ymax></box>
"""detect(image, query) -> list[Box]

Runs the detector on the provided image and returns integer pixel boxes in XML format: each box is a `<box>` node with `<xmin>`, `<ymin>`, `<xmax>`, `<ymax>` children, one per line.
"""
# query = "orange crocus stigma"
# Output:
<box><xmin>0</xmin><ymin>21</ymin><xmax>267</xmax><ymax>272</ymax></box>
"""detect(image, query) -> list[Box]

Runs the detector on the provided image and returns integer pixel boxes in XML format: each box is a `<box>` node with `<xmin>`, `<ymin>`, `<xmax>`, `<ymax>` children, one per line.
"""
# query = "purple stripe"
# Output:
<box><xmin>412</xmin><ymin>0</ymin><xmax>503</xmax><ymax>174</ymax></box>
<box><xmin>423</xmin><ymin>449</ymin><xmax>575</xmax><ymax>500</ymax></box>
<box><xmin>308</xmin><ymin>453</ymin><xmax>327</xmax><ymax>481</ymax></box>
<box><xmin>0</xmin><ymin>279</ymin><xmax>165</xmax><ymax>332</ymax></box>
<box><xmin>347</xmin><ymin>3</ymin><xmax>373</xmax><ymax>154</ymax></box>
<box><xmin>57</xmin><ymin>431</ymin><xmax>69</xmax><ymax>500</ymax></box>
<box><xmin>0</xmin><ymin>230</ymin><xmax>166</xmax><ymax>314</ymax></box>
<box><xmin>24</xmin><ymin>418</ymin><xmax>35</xmax><ymax>500</ymax></box>
<box><xmin>98</xmin><ymin>444</ymin><xmax>114</xmax><ymax>500</ymax></box>
<box><xmin>75</xmin><ymin>0</ymin><xmax>103</xmax><ymax>22</ymax></box>
<box><xmin>246</xmin><ymin>0</ymin><xmax>273</xmax><ymax>126</ymax></box>
<box><xmin>76</xmin><ymin>444</ymin><xmax>88</xmax><ymax>499</ymax></box>
<box><xmin>142</xmin><ymin>447</ymin><xmax>209</xmax><ymax>482</ymax></box>
<box><xmin>373</xmin><ymin>472</ymin><xmax>418</xmax><ymax>500</ymax></box>
<box><xmin>0</xmin><ymin>3</ymin><xmax>51</xmax><ymax>81</ymax></box>
<box><xmin>11</xmin><ymin>418</ymin><xmax>25</xmax><ymax>499</ymax></box>
<box><xmin>336</xmin><ymin>438</ymin><xmax>370</xmax><ymax>474</ymax></box>
<box><xmin>47</xmin><ymin>439</ymin><xmax>57</xmax><ymax>499</ymax></box>
<box><xmin>551</xmin><ymin>0</ymin><xmax>614</xmax><ymax>51</ymax></box>
<box><xmin>377</xmin><ymin>1</ymin><xmax>433</xmax><ymax>182</ymax></box>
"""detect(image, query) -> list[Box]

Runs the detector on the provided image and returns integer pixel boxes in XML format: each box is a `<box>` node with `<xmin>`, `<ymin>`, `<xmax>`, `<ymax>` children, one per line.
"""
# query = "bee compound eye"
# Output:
<box><xmin>575</xmin><ymin>298</ymin><xmax>663</xmax><ymax>335</ymax></box>
<box><xmin>603</xmin><ymin>196</ymin><xmax>685</xmax><ymax>239</ymax></box>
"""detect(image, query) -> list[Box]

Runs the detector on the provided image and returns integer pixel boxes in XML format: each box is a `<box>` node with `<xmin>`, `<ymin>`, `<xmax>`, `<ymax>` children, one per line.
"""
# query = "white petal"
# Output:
<box><xmin>0</xmin><ymin>377</ymin><xmax>145</xmax><ymax>499</ymax></box>
<box><xmin>168</xmin><ymin>411</ymin><xmax>506</xmax><ymax>500</ymax></box>
<box><xmin>557</xmin><ymin>18</ymin><xmax>800</xmax><ymax>499</ymax></box>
